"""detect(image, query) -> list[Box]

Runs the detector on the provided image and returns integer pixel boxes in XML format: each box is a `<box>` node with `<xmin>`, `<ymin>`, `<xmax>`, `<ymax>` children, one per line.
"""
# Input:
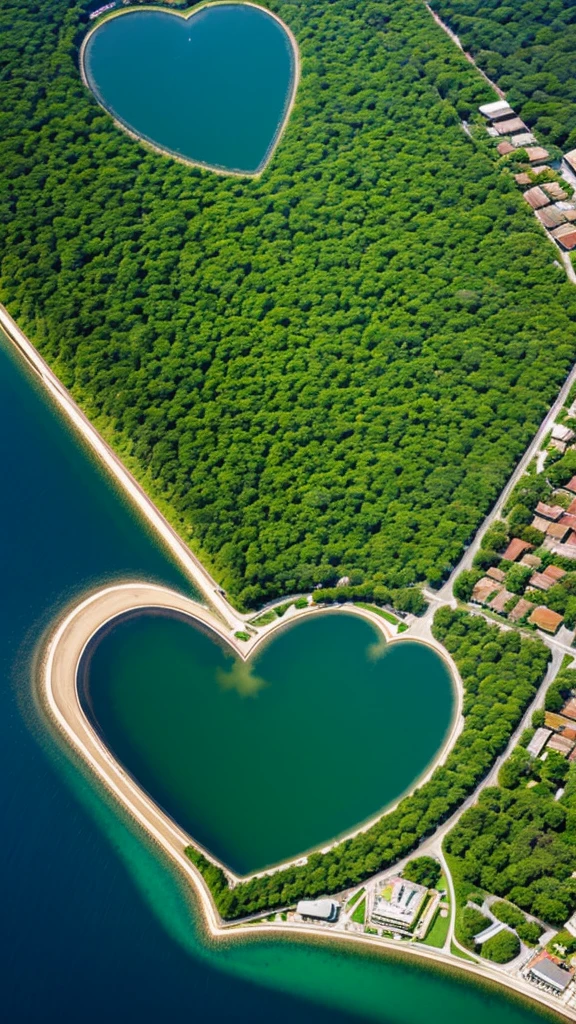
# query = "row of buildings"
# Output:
<box><xmin>528</xmin><ymin>691</ymin><xmax>576</xmax><ymax>761</ymax></box>
<box><xmin>471</xmin><ymin>473</ymin><xmax>576</xmax><ymax>634</ymax></box>
<box><xmin>479</xmin><ymin>100</ymin><xmax>576</xmax><ymax>251</ymax></box>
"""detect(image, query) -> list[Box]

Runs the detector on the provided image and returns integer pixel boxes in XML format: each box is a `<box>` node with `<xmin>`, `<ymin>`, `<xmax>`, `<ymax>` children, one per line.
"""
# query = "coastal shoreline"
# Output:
<box><xmin>36</xmin><ymin>582</ymin><xmax>576</xmax><ymax>1023</ymax></box>
<box><xmin>79</xmin><ymin>1</ymin><xmax>301</xmax><ymax>178</ymax></box>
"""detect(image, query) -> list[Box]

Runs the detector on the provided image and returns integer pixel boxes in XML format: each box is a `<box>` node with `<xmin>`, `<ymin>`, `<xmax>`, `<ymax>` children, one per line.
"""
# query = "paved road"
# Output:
<box><xmin>437</xmin><ymin>359</ymin><xmax>576</xmax><ymax>603</ymax></box>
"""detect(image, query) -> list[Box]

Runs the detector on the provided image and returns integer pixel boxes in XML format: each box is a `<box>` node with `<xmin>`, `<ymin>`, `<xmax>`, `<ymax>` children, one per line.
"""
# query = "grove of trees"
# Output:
<box><xmin>445</xmin><ymin>749</ymin><xmax>576</xmax><ymax>927</ymax></box>
<box><xmin>2</xmin><ymin>0</ymin><xmax>576</xmax><ymax>607</ymax></box>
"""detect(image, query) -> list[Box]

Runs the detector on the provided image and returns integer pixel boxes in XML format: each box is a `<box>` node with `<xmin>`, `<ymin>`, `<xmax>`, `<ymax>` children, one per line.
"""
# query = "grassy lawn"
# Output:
<box><xmin>352</xmin><ymin>898</ymin><xmax>366</xmax><ymax>925</ymax></box>
<box><xmin>450</xmin><ymin>941</ymin><xmax>477</xmax><ymax>962</ymax></box>
<box><xmin>422</xmin><ymin>908</ymin><xmax>450</xmax><ymax>948</ymax></box>
<box><xmin>250</xmin><ymin>609</ymin><xmax>278</xmax><ymax>626</ymax></box>
<box><xmin>346</xmin><ymin>887</ymin><xmax>365</xmax><ymax>910</ymax></box>
<box><xmin>356</xmin><ymin>603</ymin><xmax>398</xmax><ymax>624</ymax></box>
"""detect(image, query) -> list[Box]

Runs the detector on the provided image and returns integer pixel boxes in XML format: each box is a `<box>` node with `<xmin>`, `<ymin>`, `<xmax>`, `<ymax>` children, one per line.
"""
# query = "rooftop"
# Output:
<box><xmin>529</xmin><ymin>571</ymin><xmax>554</xmax><ymax>592</ymax></box>
<box><xmin>536</xmin><ymin>501</ymin><xmax>564</xmax><ymax>520</ymax></box>
<box><xmin>543</xmin><ymin>182</ymin><xmax>568</xmax><ymax>202</ymax></box>
<box><xmin>472</xmin><ymin>577</ymin><xmax>501</xmax><ymax>604</ymax></box>
<box><xmin>524</xmin><ymin>187</ymin><xmax>550</xmax><ymax>211</ymax></box>
<box><xmin>489</xmin><ymin>588</ymin><xmax>514</xmax><ymax>614</ymax></box>
<box><xmin>479</xmin><ymin>100</ymin><xmax>513</xmax><ymax>118</ymax></box>
<box><xmin>296</xmin><ymin>899</ymin><xmax>340</xmax><ymax>921</ymax></box>
<box><xmin>495</xmin><ymin>117</ymin><xmax>527</xmax><ymax>136</ymax></box>
<box><xmin>526</xmin><ymin>952</ymin><xmax>574</xmax><ymax>992</ymax></box>
<box><xmin>546</xmin><ymin>522</ymin><xmax>571</xmax><ymax>541</ymax></box>
<box><xmin>548</xmin><ymin>734</ymin><xmax>575</xmax><ymax>756</ymax></box>
<box><xmin>371</xmin><ymin>876</ymin><xmax>427</xmax><ymax>928</ymax></box>
<box><xmin>496</xmin><ymin>140</ymin><xmax>515</xmax><ymax>156</ymax></box>
<box><xmin>527</xmin><ymin>727</ymin><xmax>552</xmax><ymax>757</ymax></box>
<box><xmin>525</xmin><ymin>147</ymin><xmax>550</xmax><ymax>163</ymax></box>
<box><xmin>503</xmin><ymin>538</ymin><xmax>534</xmax><ymax>561</ymax></box>
<box><xmin>528</xmin><ymin>606</ymin><xmax>564</xmax><ymax>634</ymax></box>
<box><xmin>486</xmin><ymin>566</ymin><xmax>506</xmax><ymax>582</ymax></box>
<box><xmin>536</xmin><ymin>206</ymin><xmax>566</xmax><ymax>229</ymax></box>
<box><xmin>565</xmin><ymin>477</ymin><xmax>576</xmax><ymax>495</ymax></box>
<box><xmin>508</xmin><ymin>597</ymin><xmax>534</xmax><ymax>623</ymax></box>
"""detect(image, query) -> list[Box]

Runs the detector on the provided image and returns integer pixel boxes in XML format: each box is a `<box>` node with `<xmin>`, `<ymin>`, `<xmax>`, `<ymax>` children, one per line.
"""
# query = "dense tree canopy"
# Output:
<box><xmin>430</xmin><ymin>0</ymin><xmax>576</xmax><ymax>149</ymax></box>
<box><xmin>1</xmin><ymin>0</ymin><xmax>576</xmax><ymax>607</ymax></box>
<box><xmin>186</xmin><ymin>609</ymin><xmax>549</xmax><ymax>918</ymax></box>
<box><xmin>445</xmin><ymin>761</ymin><xmax>576</xmax><ymax>927</ymax></box>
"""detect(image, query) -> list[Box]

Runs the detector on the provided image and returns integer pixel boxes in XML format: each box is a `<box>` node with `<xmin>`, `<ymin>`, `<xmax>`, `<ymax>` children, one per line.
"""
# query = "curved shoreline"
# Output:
<box><xmin>79</xmin><ymin>1</ymin><xmax>301</xmax><ymax>178</ymax></box>
<box><xmin>39</xmin><ymin>585</ymin><xmax>574</xmax><ymax>1023</ymax></box>
<box><xmin>42</xmin><ymin>583</ymin><xmax>463</xmax><ymax>880</ymax></box>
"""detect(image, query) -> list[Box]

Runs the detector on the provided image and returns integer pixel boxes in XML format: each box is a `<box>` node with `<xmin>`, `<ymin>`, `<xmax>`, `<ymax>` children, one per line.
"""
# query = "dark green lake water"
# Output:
<box><xmin>0</xmin><ymin>324</ymin><xmax>554</xmax><ymax>1023</ymax></box>
<box><xmin>83</xmin><ymin>5</ymin><xmax>295</xmax><ymax>173</ymax></box>
<box><xmin>82</xmin><ymin>613</ymin><xmax>453</xmax><ymax>872</ymax></box>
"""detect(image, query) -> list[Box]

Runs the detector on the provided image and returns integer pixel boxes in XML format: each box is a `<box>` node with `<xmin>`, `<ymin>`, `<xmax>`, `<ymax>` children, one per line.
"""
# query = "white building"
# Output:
<box><xmin>296</xmin><ymin>898</ymin><xmax>340</xmax><ymax>922</ymax></box>
<box><xmin>370</xmin><ymin>876</ymin><xmax>427</xmax><ymax>932</ymax></box>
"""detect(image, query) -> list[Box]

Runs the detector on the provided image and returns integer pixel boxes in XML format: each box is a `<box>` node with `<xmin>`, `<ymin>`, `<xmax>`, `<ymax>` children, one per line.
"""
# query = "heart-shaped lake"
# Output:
<box><xmin>80</xmin><ymin>611</ymin><xmax>454</xmax><ymax>875</ymax></box>
<box><xmin>82</xmin><ymin>4</ymin><xmax>297</xmax><ymax>174</ymax></box>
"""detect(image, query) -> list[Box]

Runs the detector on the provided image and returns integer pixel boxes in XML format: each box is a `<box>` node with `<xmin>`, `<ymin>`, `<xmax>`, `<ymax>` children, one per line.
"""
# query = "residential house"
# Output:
<box><xmin>489</xmin><ymin>589</ymin><xmax>514</xmax><ymax>614</ymax></box>
<box><xmin>551</xmin><ymin>224</ymin><xmax>576</xmax><ymax>250</ymax></box>
<box><xmin>486</xmin><ymin>566</ymin><xmax>506</xmax><ymax>582</ymax></box>
<box><xmin>548</xmin><ymin>734</ymin><xmax>574</xmax><ymax>756</ymax></box>
<box><xmin>471</xmin><ymin>577</ymin><xmax>501</xmax><ymax>604</ymax></box>
<box><xmin>508</xmin><ymin>598</ymin><xmax>534</xmax><ymax>623</ymax></box>
<box><xmin>546</xmin><ymin>522</ymin><xmax>571</xmax><ymax>542</ymax></box>
<box><xmin>527</xmin><ymin>727</ymin><xmax>552</xmax><ymax>757</ymax></box>
<box><xmin>521</xmin><ymin>554</ymin><xmax>542</xmax><ymax>569</ymax></box>
<box><xmin>528</xmin><ymin>606</ymin><xmax>564</xmax><ymax>634</ymax></box>
<box><xmin>531</xmin><ymin>516</ymin><xmax>550</xmax><ymax>533</ymax></box>
<box><xmin>535</xmin><ymin>502</ymin><xmax>564</xmax><ymax>520</ymax></box>
<box><xmin>495</xmin><ymin>117</ymin><xmax>527</xmax><ymax>136</ymax></box>
<box><xmin>543</xmin><ymin>182</ymin><xmax>568</xmax><ymax>202</ymax></box>
<box><xmin>523</xmin><ymin>187</ymin><xmax>550</xmax><ymax>211</ymax></box>
<box><xmin>503</xmin><ymin>538</ymin><xmax>534</xmax><ymax>561</ymax></box>
<box><xmin>564</xmin><ymin>150</ymin><xmax>576</xmax><ymax>176</ymax></box>
<box><xmin>496</xmin><ymin>141</ymin><xmax>514</xmax><ymax>156</ymax></box>
<box><xmin>525</xmin><ymin>147</ymin><xmax>550</xmax><ymax>163</ymax></box>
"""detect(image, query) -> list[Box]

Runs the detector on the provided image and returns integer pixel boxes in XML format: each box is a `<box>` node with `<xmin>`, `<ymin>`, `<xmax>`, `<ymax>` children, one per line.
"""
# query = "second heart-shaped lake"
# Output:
<box><xmin>81</xmin><ymin>611</ymin><xmax>454</xmax><ymax>874</ymax></box>
<box><xmin>82</xmin><ymin>5</ymin><xmax>296</xmax><ymax>173</ymax></box>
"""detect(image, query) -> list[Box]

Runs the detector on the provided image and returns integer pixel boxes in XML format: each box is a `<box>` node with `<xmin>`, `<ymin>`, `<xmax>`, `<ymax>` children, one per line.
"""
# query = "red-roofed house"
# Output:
<box><xmin>528</xmin><ymin>606</ymin><xmax>564</xmax><ymax>634</ymax></box>
<box><xmin>536</xmin><ymin>502</ymin><xmax>564</xmax><ymax>520</ymax></box>
<box><xmin>503</xmin><ymin>538</ymin><xmax>534</xmax><ymax>562</ymax></box>
<box><xmin>565</xmin><ymin>477</ymin><xmax>576</xmax><ymax>495</ymax></box>
<box><xmin>543</xmin><ymin>564</ymin><xmax>567</xmax><ymax>582</ymax></box>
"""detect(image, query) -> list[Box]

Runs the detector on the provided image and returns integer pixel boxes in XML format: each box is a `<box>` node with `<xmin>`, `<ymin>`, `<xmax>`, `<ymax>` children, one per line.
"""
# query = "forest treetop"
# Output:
<box><xmin>2</xmin><ymin>0</ymin><xmax>576</xmax><ymax>608</ymax></box>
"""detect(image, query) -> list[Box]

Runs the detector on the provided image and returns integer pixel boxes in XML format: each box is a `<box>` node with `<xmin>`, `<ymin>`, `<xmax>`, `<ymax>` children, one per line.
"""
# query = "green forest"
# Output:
<box><xmin>430</xmin><ymin>0</ymin><xmax>576</xmax><ymax>149</ymax></box>
<box><xmin>446</xmin><ymin>657</ymin><xmax>576</xmax><ymax>933</ymax></box>
<box><xmin>186</xmin><ymin>608</ymin><xmax>549</xmax><ymax>918</ymax></box>
<box><xmin>2</xmin><ymin>0</ymin><xmax>576</xmax><ymax>608</ymax></box>
<box><xmin>446</xmin><ymin>758</ymin><xmax>576</xmax><ymax>929</ymax></box>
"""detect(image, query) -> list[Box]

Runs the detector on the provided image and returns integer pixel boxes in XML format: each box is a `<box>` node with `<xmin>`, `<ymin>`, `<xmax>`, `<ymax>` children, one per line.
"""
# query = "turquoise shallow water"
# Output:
<box><xmin>81</xmin><ymin>612</ymin><xmax>453</xmax><ymax>872</ymax></box>
<box><xmin>0</xmin><ymin>324</ymin><xmax>554</xmax><ymax>1022</ymax></box>
<box><xmin>83</xmin><ymin>5</ymin><xmax>295</xmax><ymax>172</ymax></box>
